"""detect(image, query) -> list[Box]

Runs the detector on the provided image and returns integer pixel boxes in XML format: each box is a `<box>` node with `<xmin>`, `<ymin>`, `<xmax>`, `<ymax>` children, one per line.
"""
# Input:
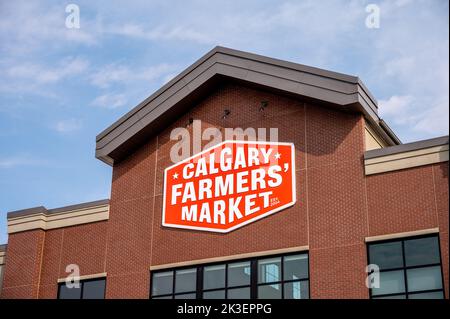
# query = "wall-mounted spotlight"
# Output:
<box><xmin>259</xmin><ymin>101</ymin><xmax>268</xmax><ymax>112</ymax></box>
<box><xmin>222</xmin><ymin>109</ymin><xmax>231</xmax><ymax>119</ymax></box>
<box><xmin>186</xmin><ymin>117</ymin><xmax>194</xmax><ymax>128</ymax></box>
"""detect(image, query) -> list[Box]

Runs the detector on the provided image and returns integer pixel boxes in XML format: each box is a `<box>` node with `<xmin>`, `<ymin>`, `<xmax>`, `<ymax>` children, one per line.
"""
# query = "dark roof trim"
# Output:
<box><xmin>95</xmin><ymin>46</ymin><xmax>400</xmax><ymax>166</ymax></box>
<box><xmin>0</xmin><ymin>244</ymin><xmax>6</xmax><ymax>252</ymax></box>
<box><xmin>7</xmin><ymin>199</ymin><xmax>110</xmax><ymax>219</ymax></box>
<box><xmin>365</xmin><ymin>135</ymin><xmax>449</xmax><ymax>159</ymax></box>
<box><xmin>379</xmin><ymin>119</ymin><xmax>401</xmax><ymax>146</ymax></box>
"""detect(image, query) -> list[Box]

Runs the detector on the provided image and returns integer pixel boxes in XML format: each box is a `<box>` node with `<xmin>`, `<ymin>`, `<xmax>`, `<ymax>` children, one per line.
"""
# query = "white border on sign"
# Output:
<box><xmin>161</xmin><ymin>140</ymin><xmax>296</xmax><ymax>233</ymax></box>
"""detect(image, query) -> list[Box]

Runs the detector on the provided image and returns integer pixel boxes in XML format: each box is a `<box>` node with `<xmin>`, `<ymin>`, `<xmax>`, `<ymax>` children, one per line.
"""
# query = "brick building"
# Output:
<box><xmin>0</xmin><ymin>47</ymin><xmax>448</xmax><ymax>299</ymax></box>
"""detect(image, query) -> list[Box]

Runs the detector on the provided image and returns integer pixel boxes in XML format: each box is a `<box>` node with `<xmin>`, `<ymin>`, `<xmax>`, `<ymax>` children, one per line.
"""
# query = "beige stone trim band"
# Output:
<box><xmin>365</xmin><ymin>123</ymin><xmax>388</xmax><ymax>151</ymax></box>
<box><xmin>0</xmin><ymin>251</ymin><xmax>5</xmax><ymax>265</ymax></box>
<box><xmin>150</xmin><ymin>245</ymin><xmax>309</xmax><ymax>271</ymax></box>
<box><xmin>365</xmin><ymin>228</ymin><xmax>439</xmax><ymax>243</ymax></box>
<box><xmin>365</xmin><ymin>144</ymin><xmax>448</xmax><ymax>175</ymax></box>
<box><xmin>57</xmin><ymin>272</ymin><xmax>107</xmax><ymax>283</ymax></box>
<box><xmin>8</xmin><ymin>203</ymin><xmax>109</xmax><ymax>234</ymax></box>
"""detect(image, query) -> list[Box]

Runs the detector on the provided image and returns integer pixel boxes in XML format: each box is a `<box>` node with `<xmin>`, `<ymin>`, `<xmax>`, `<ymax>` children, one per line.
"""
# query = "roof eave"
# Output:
<box><xmin>95</xmin><ymin>46</ymin><xmax>398</xmax><ymax>166</ymax></box>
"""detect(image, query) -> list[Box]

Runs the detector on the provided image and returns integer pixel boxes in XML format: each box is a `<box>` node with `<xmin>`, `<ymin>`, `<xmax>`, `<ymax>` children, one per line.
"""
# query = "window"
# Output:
<box><xmin>150</xmin><ymin>252</ymin><xmax>309</xmax><ymax>299</ymax></box>
<box><xmin>367</xmin><ymin>235</ymin><xmax>444</xmax><ymax>299</ymax></box>
<box><xmin>57</xmin><ymin>278</ymin><xmax>106</xmax><ymax>299</ymax></box>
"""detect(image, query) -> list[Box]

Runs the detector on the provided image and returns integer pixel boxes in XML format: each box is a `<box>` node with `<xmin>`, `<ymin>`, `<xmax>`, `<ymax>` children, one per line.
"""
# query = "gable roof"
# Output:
<box><xmin>95</xmin><ymin>46</ymin><xmax>401</xmax><ymax>165</ymax></box>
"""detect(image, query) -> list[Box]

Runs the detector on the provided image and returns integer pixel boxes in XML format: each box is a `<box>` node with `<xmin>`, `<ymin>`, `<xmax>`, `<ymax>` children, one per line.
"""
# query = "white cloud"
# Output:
<box><xmin>0</xmin><ymin>155</ymin><xmax>46</xmax><ymax>169</ymax></box>
<box><xmin>379</xmin><ymin>95</ymin><xmax>414</xmax><ymax>118</ymax></box>
<box><xmin>383</xmin><ymin>57</ymin><xmax>416</xmax><ymax>78</ymax></box>
<box><xmin>89</xmin><ymin>63</ymin><xmax>177</xmax><ymax>88</ymax></box>
<box><xmin>54</xmin><ymin>119</ymin><xmax>82</xmax><ymax>133</ymax></box>
<box><xmin>6</xmin><ymin>57</ymin><xmax>89</xmax><ymax>84</ymax></box>
<box><xmin>0</xmin><ymin>2</ymin><xmax>97</xmax><ymax>56</ymax></box>
<box><xmin>91</xmin><ymin>93</ymin><xmax>127</xmax><ymax>109</ymax></box>
<box><xmin>412</xmin><ymin>96</ymin><xmax>449</xmax><ymax>135</ymax></box>
<box><xmin>0</xmin><ymin>0</ymin><xmax>447</xmax><ymax>141</ymax></box>
<box><xmin>380</xmin><ymin>94</ymin><xmax>449</xmax><ymax>137</ymax></box>
<box><xmin>394</xmin><ymin>0</ymin><xmax>413</xmax><ymax>7</ymax></box>
<box><xmin>0</xmin><ymin>56</ymin><xmax>89</xmax><ymax>99</ymax></box>
<box><xmin>162</xmin><ymin>73</ymin><xmax>177</xmax><ymax>84</ymax></box>
<box><xmin>109</xmin><ymin>23</ymin><xmax>213</xmax><ymax>44</ymax></box>
<box><xmin>360</xmin><ymin>0</ymin><xmax>449</xmax><ymax>140</ymax></box>
<box><xmin>89</xmin><ymin>65</ymin><xmax>130</xmax><ymax>89</ymax></box>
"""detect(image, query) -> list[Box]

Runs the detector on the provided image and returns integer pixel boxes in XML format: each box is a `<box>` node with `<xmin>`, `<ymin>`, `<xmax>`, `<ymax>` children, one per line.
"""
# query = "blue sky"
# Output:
<box><xmin>0</xmin><ymin>0</ymin><xmax>448</xmax><ymax>244</ymax></box>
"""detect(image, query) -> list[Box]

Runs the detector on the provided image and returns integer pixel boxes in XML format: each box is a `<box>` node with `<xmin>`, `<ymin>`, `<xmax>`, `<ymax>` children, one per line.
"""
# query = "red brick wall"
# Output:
<box><xmin>104</xmin><ymin>82</ymin><xmax>448</xmax><ymax>299</ymax></box>
<box><xmin>105</xmin><ymin>82</ymin><xmax>371</xmax><ymax>298</ymax></box>
<box><xmin>366</xmin><ymin>166</ymin><xmax>438</xmax><ymax>235</ymax></box>
<box><xmin>306</xmin><ymin>105</ymin><xmax>368</xmax><ymax>298</ymax></box>
<box><xmin>1</xmin><ymin>222</ymin><xmax>108</xmax><ymax>299</ymax></box>
<box><xmin>105</xmin><ymin>140</ymin><xmax>157</xmax><ymax>298</ymax></box>
<box><xmin>366</xmin><ymin>162</ymin><xmax>449</xmax><ymax>297</ymax></box>
<box><xmin>1</xmin><ymin>82</ymin><xmax>448</xmax><ymax>299</ymax></box>
<box><xmin>433</xmin><ymin>163</ymin><xmax>448</xmax><ymax>298</ymax></box>
<box><xmin>38</xmin><ymin>222</ymin><xmax>108</xmax><ymax>299</ymax></box>
<box><xmin>1</xmin><ymin>230</ymin><xmax>44</xmax><ymax>298</ymax></box>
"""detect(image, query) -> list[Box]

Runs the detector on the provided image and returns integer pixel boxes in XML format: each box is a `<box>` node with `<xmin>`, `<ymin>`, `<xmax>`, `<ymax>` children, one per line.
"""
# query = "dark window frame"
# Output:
<box><xmin>256</xmin><ymin>254</ymin><xmax>309</xmax><ymax>299</ymax></box>
<box><xmin>57</xmin><ymin>277</ymin><xmax>107</xmax><ymax>299</ymax></box>
<box><xmin>367</xmin><ymin>234</ymin><xmax>445</xmax><ymax>299</ymax></box>
<box><xmin>200</xmin><ymin>261</ymin><xmax>252</xmax><ymax>299</ymax></box>
<box><xmin>150</xmin><ymin>251</ymin><xmax>310</xmax><ymax>299</ymax></box>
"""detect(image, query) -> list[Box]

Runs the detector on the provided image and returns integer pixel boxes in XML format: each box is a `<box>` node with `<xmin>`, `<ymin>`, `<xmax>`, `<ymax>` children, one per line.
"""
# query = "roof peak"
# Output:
<box><xmin>95</xmin><ymin>46</ymin><xmax>399</xmax><ymax>165</ymax></box>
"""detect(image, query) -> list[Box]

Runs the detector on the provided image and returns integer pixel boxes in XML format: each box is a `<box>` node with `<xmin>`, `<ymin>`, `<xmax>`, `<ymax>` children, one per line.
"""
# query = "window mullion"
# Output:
<box><xmin>251</xmin><ymin>259</ymin><xmax>257</xmax><ymax>299</ymax></box>
<box><xmin>197</xmin><ymin>266</ymin><xmax>203</xmax><ymax>299</ymax></box>
<box><xmin>225</xmin><ymin>263</ymin><xmax>228</xmax><ymax>299</ymax></box>
<box><xmin>172</xmin><ymin>270</ymin><xmax>176</xmax><ymax>299</ymax></box>
<box><xmin>401</xmin><ymin>240</ymin><xmax>409</xmax><ymax>299</ymax></box>
<box><xmin>80</xmin><ymin>281</ymin><xmax>84</xmax><ymax>300</ymax></box>
<box><xmin>281</xmin><ymin>256</ymin><xmax>284</xmax><ymax>299</ymax></box>
<box><xmin>436</xmin><ymin>234</ymin><xmax>446</xmax><ymax>299</ymax></box>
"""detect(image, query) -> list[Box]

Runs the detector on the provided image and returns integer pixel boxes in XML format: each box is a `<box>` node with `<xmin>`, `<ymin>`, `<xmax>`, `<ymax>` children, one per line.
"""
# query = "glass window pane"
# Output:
<box><xmin>228</xmin><ymin>261</ymin><xmax>251</xmax><ymax>287</ymax></box>
<box><xmin>408</xmin><ymin>291</ymin><xmax>444</xmax><ymax>299</ymax></box>
<box><xmin>369</xmin><ymin>242</ymin><xmax>403</xmax><ymax>270</ymax></box>
<box><xmin>404</xmin><ymin>237</ymin><xmax>440</xmax><ymax>267</ymax></box>
<box><xmin>258</xmin><ymin>284</ymin><xmax>282</xmax><ymax>299</ymax></box>
<box><xmin>203</xmin><ymin>264</ymin><xmax>225</xmax><ymax>290</ymax></box>
<box><xmin>407</xmin><ymin>266</ymin><xmax>442</xmax><ymax>292</ymax></box>
<box><xmin>82</xmin><ymin>279</ymin><xmax>106</xmax><ymax>299</ymax></box>
<box><xmin>371</xmin><ymin>270</ymin><xmax>405</xmax><ymax>296</ymax></box>
<box><xmin>372</xmin><ymin>294</ymin><xmax>406</xmax><ymax>299</ymax></box>
<box><xmin>174</xmin><ymin>293</ymin><xmax>196</xmax><ymax>299</ymax></box>
<box><xmin>258</xmin><ymin>257</ymin><xmax>281</xmax><ymax>284</ymax></box>
<box><xmin>58</xmin><ymin>284</ymin><xmax>82</xmax><ymax>299</ymax></box>
<box><xmin>284</xmin><ymin>254</ymin><xmax>308</xmax><ymax>281</ymax></box>
<box><xmin>175</xmin><ymin>268</ymin><xmax>196</xmax><ymax>293</ymax></box>
<box><xmin>227</xmin><ymin>287</ymin><xmax>250</xmax><ymax>299</ymax></box>
<box><xmin>152</xmin><ymin>271</ymin><xmax>173</xmax><ymax>296</ymax></box>
<box><xmin>203</xmin><ymin>289</ymin><xmax>225</xmax><ymax>299</ymax></box>
<box><xmin>284</xmin><ymin>280</ymin><xmax>309</xmax><ymax>299</ymax></box>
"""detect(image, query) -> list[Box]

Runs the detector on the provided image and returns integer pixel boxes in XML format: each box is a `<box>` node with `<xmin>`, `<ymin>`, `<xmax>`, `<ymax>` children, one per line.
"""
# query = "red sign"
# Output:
<box><xmin>162</xmin><ymin>141</ymin><xmax>296</xmax><ymax>233</ymax></box>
